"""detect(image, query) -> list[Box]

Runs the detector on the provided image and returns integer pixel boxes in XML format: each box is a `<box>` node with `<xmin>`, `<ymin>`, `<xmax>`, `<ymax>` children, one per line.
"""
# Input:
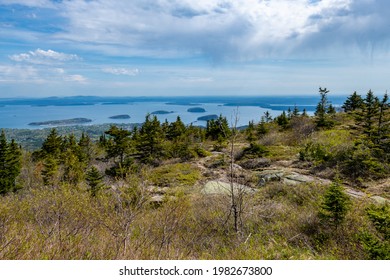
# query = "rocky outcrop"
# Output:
<box><xmin>257</xmin><ymin>169</ymin><xmax>331</xmax><ymax>186</ymax></box>
<box><xmin>201</xmin><ymin>180</ymin><xmax>256</xmax><ymax>195</ymax></box>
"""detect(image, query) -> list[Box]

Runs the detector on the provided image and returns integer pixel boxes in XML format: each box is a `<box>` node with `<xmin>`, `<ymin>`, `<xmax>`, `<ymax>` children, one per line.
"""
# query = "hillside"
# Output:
<box><xmin>0</xmin><ymin>91</ymin><xmax>389</xmax><ymax>260</ymax></box>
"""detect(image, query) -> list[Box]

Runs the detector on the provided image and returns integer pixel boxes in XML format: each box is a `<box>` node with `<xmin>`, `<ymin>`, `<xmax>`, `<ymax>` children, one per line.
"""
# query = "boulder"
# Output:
<box><xmin>201</xmin><ymin>180</ymin><xmax>256</xmax><ymax>195</ymax></box>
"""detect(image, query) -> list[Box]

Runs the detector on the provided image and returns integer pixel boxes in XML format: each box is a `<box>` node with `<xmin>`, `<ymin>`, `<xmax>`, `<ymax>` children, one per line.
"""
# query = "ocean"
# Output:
<box><xmin>0</xmin><ymin>95</ymin><xmax>347</xmax><ymax>129</ymax></box>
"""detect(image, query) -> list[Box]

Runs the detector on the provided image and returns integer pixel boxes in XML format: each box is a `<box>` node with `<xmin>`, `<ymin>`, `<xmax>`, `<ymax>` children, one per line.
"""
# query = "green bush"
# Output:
<box><xmin>239</xmin><ymin>143</ymin><xmax>269</xmax><ymax>160</ymax></box>
<box><xmin>359</xmin><ymin>204</ymin><xmax>390</xmax><ymax>259</ymax></box>
<box><xmin>148</xmin><ymin>163</ymin><xmax>201</xmax><ymax>188</ymax></box>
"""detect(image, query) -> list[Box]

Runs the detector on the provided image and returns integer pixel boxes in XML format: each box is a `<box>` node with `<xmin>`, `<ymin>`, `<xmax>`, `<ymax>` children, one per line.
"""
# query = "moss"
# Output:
<box><xmin>148</xmin><ymin>163</ymin><xmax>201</xmax><ymax>188</ymax></box>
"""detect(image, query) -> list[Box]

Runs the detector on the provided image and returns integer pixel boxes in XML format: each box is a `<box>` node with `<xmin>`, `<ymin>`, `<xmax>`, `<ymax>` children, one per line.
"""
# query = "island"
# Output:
<box><xmin>28</xmin><ymin>118</ymin><xmax>92</xmax><ymax>126</ymax></box>
<box><xmin>197</xmin><ymin>114</ymin><xmax>218</xmax><ymax>121</ymax></box>
<box><xmin>151</xmin><ymin>110</ymin><xmax>174</xmax><ymax>115</ymax></box>
<box><xmin>109</xmin><ymin>114</ymin><xmax>131</xmax><ymax>119</ymax></box>
<box><xmin>187</xmin><ymin>107</ymin><xmax>206</xmax><ymax>113</ymax></box>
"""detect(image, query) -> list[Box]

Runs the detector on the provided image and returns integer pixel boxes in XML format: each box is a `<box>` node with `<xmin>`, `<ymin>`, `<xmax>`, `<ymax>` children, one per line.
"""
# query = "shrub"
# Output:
<box><xmin>319</xmin><ymin>178</ymin><xmax>351</xmax><ymax>228</ymax></box>
<box><xmin>359</xmin><ymin>204</ymin><xmax>390</xmax><ymax>259</ymax></box>
<box><xmin>148</xmin><ymin>163</ymin><xmax>201</xmax><ymax>188</ymax></box>
<box><xmin>238</xmin><ymin>143</ymin><xmax>269</xmax><ymax>160</ymax></box>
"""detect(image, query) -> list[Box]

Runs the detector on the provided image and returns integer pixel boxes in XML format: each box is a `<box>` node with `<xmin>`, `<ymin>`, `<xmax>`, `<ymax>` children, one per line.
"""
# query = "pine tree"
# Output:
<box><xmin>136</xmin><ymin>114</ymin><xmax>164</xmax><ymax>163</ymax></box>
<box><xmin>86</xmin><ymin>166</ymin><xmax>104</xmax><ymax>197</ymax></box>
<box><xmin>355</xmin><ymin>90</ymin><xmax>380</xmax><ymax>140</ymax></box>
<box><xmin>276</xmin><ymin>111</ymin><xmax>289</xmax><ymax>129</ymax></box>
<box><xmin>342</xmin><ymin>91</ymin><xmax>364</xmax><ymax>112</ymax></box>
<box><xmin>105</xmin><ymin>125</ymin><xmax>132</xmax><ymax>166</ymax></box>
<box><xmin>257</xmin><ymin>117</ymin><xmax>269</xmax><ymax>136</ymax></box>
<box><xmin>0</xmin><ymin>131</ymin><xmax>22</xmax><ymax>194</ymax></box>
<box><xmin>167</xmin><ymin>116</ymin><xmax>186</xmax><ymax>140</ymax></box>
<box><xmin>315</xmin><ymin>87</ymin><xmax>335</xmax><ymax>128</ymax></box>
<box><xmin>41</xmin><ymin>128</ymin><xmax>63</xmax><ymax>158</ymax></box>
<box><xmin>263</xmin><ymin>111</ymin><xmax>272</xmax><ymax>123</ymax></box>
<box><xmin>0</xmin><ymin>131</ymin><xmax>11</xmax><ymax>194</ymax></box>
<box><xmin>206</xmin><ymin>115</ymin><xmax>231</xmax><ymax>141</ymax></box>
<box><xmin>41</xmin><ymin>156</ymin><xmax>59</xmax><ymax>186</ymax></box>
<box><xmin>319</xmin><ymin>178</ymin><xmax>351</xmax><ymax>228</ymax></box>
<box><xmin>245</xmin><ymin>121</ymin><xmax>257</xmax><ymax>143</ymax></box>
<box><xmin>292</xmin><ymin>105</ymin><xmax>300</xmax><ymax>117</ymax></box>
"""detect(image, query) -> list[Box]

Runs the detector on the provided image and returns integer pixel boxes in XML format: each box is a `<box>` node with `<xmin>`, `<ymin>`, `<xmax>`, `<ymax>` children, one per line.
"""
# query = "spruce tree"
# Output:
<box><xmin>41</xmin><ymin>156</ymin><xmax>59</xmax><ymax>186</ymax></box>
<box><xmin>319</xmin><ymin>178</ymin><xmax>351</xmax><ymax>228</ymax></box>
<box><xmin>0</xmin><ymin>131</ymin><xmax>22</xmax><ymax>194</ymax></box>
<box><xmin>315</xmin><ymin>87</ymin><xmax>335</xmax><ymax>128</ymax></box>
<box><xmin>105</xmin><ymin>125</ymin><xmax>132</xmax><ymax>166</ymax></box>
<box><xmin>276</xmin><ymin>111</ymin><xmax>289</xmax><ymax>129</ymax></box>
<box><xmin>342</xmin><ymin>91</ymin><xmax>364</xmax><ymax>112</ymax></box>
<box><xmin>206</xmin><ymin>115</ymin><xmax>231</xmax><ymax>141</ymax></box>
<box><xmin>86</xmin><ymin>166</ymin><xmax>103</xmax><ymax>197</ymax></box>
<box><xmin>167</xmin><ymin>116</ymin><xmax>186</xmax><ymax>140</ymax></box>
<box><xmin>137</xmin><ymin>114</ymin><xmax>164</xmax><ymax>163</ymax></box>
<box><xmin>41</xmin><ymin>128</ymin><xmax>63</xmax><ymax>158</ymax></box>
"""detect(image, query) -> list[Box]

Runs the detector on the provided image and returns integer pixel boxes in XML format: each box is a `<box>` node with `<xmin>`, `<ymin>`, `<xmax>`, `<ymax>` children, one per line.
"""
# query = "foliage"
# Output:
<box><xmin>342</xmin><ymin>91</ymin><xmax>364</xmax><ymax>112</ymax></box>
<box><xmin>239</xmin><ymin>143</ymin><xmax>269</xmax><ymax>160</ymax></box>
<box><xmin>0</xmin><ymin>130</ymin><xmax>22</xmax><ymax>194</ymax></box>
<box><xmin>359</xmin><ymin>204</ymin><xmax>390</xmax><ymax>259</ymax></box>
<box><xmin>315</xmin><ymin>87</ymin><xmax>335</xmax><ymax>128</ymax></box>
<box><xmin>319</xmin><ymin>178</ymin><xmax>351</xmax><ymax>228</ymax></box>
<box><xmin>206</xmin><ymin>114</ymin><xmax>231</xmax><ymax>141</ymax></box>
<box><xmin>136</xmin><ymin>114</ymin><xmax>164</xmax><ymax>164</ymax></box>
<box><xmin>86</xmin><ymin>166</ymin><xmax>104</xmax><ymax>197</ymax></box>
<box><xmin>148</xmin><ymin>163</ymin><xmax>201</xmax><ymax>188</ymax></box>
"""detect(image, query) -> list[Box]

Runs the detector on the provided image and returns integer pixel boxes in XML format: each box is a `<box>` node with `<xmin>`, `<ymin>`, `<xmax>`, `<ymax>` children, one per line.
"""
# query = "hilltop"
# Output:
<box><xmin>0</xmin><ymin>89</ymin><xmax>389</xmax><ymax>260</ymax></box>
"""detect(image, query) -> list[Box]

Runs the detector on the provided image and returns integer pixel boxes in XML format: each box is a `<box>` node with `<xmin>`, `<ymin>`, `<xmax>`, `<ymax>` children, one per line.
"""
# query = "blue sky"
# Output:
<box><xmin>0</xmin><ymin>0</ymin><xmax>389</xmax><ymax>97</ymax></box>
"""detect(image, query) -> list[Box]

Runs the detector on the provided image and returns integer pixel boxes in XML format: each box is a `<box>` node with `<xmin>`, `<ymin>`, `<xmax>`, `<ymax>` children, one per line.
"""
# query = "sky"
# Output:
<box><xmin>0</xmin><ymin>0</ymin><xmax>389</xmax><ymax>97</ymax></box>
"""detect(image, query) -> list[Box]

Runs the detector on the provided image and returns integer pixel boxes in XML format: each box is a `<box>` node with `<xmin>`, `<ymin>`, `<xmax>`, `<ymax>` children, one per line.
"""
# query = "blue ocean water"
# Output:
<box><xmin>0</xmin><ymin>95</ymin><xmax>347</xmax><ymax>129</ymax></box>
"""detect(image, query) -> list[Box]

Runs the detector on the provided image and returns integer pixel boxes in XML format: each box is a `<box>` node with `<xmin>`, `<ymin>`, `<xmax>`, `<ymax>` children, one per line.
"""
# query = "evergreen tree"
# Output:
<box><xmin>245</xmin><ymin>121</ymin><xmax>257</xmax><ymax>143</ymax></box>
<box><xmin>376</xmin><ymin>93</ymin><xmax>389</xmax><ymax>145</ymax></box>
<box><xmin>78</xmin><ymin>132</ymin><xmax>93</xmax><ymax>163</ymax></box>
<box><xmin>356</xmin><ymin>90</ymin><xmax>380</xmax><ymax>140</ymax></box>
<box><xmin>41</xmin><ymin>128</ymin><xmax>63</xmax><ymax>158</ymax></box>
<box><xmin>315</xmin><ymin>87</ymin><xmax>335</xmax><ymax>128</ymax></box>
<box><xmin>257</xmin><ymin>117</ymin><xmax>269</xmax><ymax>136</ymax></box>
<box><xmin>342</xmin><ymin>91</ymin><xmax>364</xmax><ymax>112</ymax></box>
<box><xmin>263</xmin><ymin>111</ymin><xmax>272</xmax><ymax>123</ymax></box>
<box><xmin>319</xmin><ymin>178</ymin><xmax>351</xmax><ymax>228</ymax></box>
<box><xmin>292</xmin><ymin>105</ymin><xmax>300</xmax><ymax>117</ymax></box>
<box><xmin>276</xmin><ymin>111</ymin><xmax>289</xmax><ymax>129</ymax></box>
<box><xmin>137</xmin><ymin>114</ymin><xmax>164</xmax><ymax>163</ymax></box>
<box><xmin>86</xmin><ymin>166</ymin><xmax>104</xmax><ymax>197</ymax></box>
<box><xmin>0</xmin><ymin>131</ymin><xmax>22</xmax><ymax>194</ymax></box>
<box><xmin>167</xmin><ymin>116</ymin><xmax>186</xmax><ymax>140</ymax></box>
<box><xmin>287</xmin><ymin>107</ymin><xmax>292</xmax><ymax>120</ymax></box>
<box><xmin>206</xmin><ymin>115</ymin><xmax>231</xmax><ymax>141</ymax></box>
<box><xmin>41</xmin><ymin>156</ymin><xmax>59</xmax><ymax>186</ymax></box>
<box><xmin>105</xmin><ymin>125</ymin><xmax>132</xmax><ymax>166</ymax></box>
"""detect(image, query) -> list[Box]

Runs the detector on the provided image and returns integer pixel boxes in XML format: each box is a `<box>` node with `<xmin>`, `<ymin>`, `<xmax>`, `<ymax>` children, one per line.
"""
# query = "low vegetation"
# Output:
<box><xmin>0</xmin><ymin>88</ymin><xmax>389</xmax><ymax>259</ymax></box>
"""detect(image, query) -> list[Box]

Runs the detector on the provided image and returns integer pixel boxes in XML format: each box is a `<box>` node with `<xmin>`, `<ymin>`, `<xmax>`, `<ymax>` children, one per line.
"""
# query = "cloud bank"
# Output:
<box><xmin>9</xmin><ymin>49</ymin><xmax>80</xmax><ymax>64</ymax></box>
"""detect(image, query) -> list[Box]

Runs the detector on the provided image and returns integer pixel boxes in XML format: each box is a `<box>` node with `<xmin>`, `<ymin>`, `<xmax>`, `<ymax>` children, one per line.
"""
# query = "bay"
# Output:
<box><xmin>0</xmin><ymin>95</ymin><xmax>347</xmax><ymax>129</ymax></box>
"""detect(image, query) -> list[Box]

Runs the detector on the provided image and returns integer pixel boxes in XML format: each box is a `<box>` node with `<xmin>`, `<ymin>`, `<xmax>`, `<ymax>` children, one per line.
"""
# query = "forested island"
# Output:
<box><xmin>187</xmin><ymin>107</ymin><xmax>206</xmax><ymax>113</ymax></box>
<box><xmin>197</xmin><ymin>114</ymin><xmax>218</xmax><ymax>121</ymax></box>
<box><xmin>151</xmin><ymin>110</ymin><xmax>174</xmax><ymax>115</ymax></box>
<box><xmin>28</xmin><ymin>118</ymin><xmax>92</xmax><ymax>126</ymax></box>
<box><xmin>109</xmin><ymin>114</ymin><xmax>131</xmax><ymax>119</ymax></box>
<box><xmin>0</xmin><ymin>88</ymin><xmax>389</xmax><ymax>260</ymax></box>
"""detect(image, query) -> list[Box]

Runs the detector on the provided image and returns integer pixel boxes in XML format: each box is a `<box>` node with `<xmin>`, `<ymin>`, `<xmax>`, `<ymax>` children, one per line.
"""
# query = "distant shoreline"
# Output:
<box><xmin>28</xmin><ymin>118</ymin><xmax>92</xmax><ymax>126</ymax></box>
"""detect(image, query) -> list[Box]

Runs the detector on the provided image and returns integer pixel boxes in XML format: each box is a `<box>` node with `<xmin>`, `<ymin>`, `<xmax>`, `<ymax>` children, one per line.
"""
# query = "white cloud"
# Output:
<box><xmin>0</xmin><ymin>64</ymin><xmax>43</xmax><ymax>83</ymax></box>
<box><xmin>102</xmin><ymin>67</ymin><xmax>139</xmax><ymax>76</ymax></box>
<box><xmin>64</xmin><ymin>74</ymin><xmax>87</xmax><ymax>83</ymax></box>
<box><xmin>52</xmin><ymin>0</ymin><xmax>356</xmax><ymax>60</ymax></box>
<box><xmin>9</xmin><ymin>49</ymin><xmax>80</xmax><ymax>64</ymax></box>
<box><xmin>3</xmin><ymin>0</ymin><xmax>390</xmax><ymax>62</ymax></box>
